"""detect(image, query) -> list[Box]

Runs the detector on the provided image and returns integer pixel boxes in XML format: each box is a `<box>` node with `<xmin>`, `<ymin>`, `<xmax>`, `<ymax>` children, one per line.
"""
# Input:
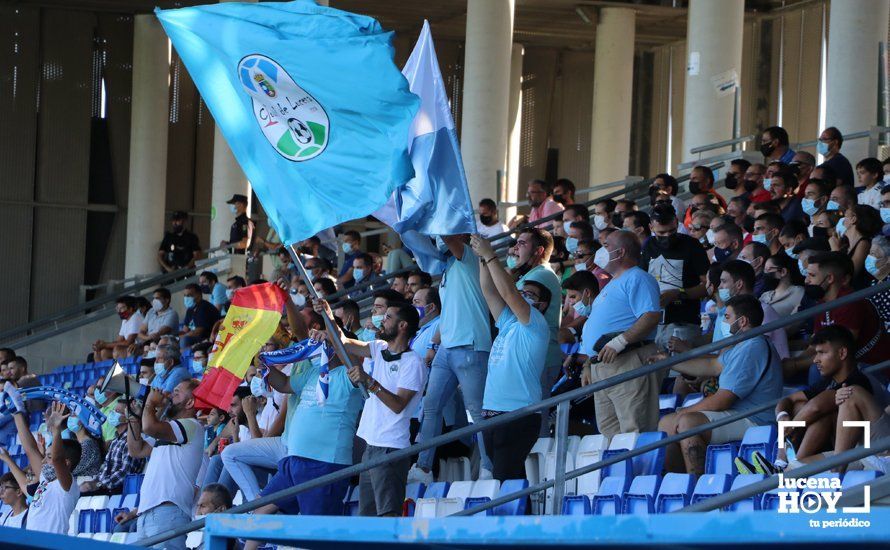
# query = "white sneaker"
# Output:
<box><xmin>478</xmin><ymin>467</ymin><xmax>493</xmax><ymax>480</ymax></box>
<box><xmin>407</xmin><ymin>463</ymin><xmax>434</xmax><ymax>485</ymax></box>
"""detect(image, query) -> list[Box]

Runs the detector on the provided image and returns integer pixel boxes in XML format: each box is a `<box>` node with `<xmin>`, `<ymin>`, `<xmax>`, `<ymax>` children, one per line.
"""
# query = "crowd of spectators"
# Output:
<box><xmin>1</xmin><ymin>124</ymin><xmax>890</xmax><ymax>547</ymax></box>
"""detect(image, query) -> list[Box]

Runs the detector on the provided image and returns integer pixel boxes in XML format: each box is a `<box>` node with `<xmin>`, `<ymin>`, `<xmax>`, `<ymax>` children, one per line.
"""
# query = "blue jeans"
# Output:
<box><xmin>137</xmin><ymin>503</ymin><xmax>191</xmax><ymax>550</ymax></box>
<box><xmin>221</xmin><ymin>436</ymin><xmax>286</xmax><ymax>501</ymax></box>
<box><xmin>417</xmin><ymin>345</ymin><xmax>491</xmax><ymax>471</ymax></box>
<box><xmin>260</xmin><ymin>455</ymin><xmax>349</xmax><ymax>515</ymax></box>
<box><xmin>202</xmin><ymin>453</ymin><xmax>237</xmax><ymax>496</ymax></box>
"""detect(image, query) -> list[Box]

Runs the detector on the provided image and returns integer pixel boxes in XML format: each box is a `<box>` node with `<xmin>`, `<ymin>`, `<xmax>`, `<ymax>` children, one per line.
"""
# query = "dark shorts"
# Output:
<box><xmin>358</xmin><ymin>445</ymin><xmax>411</xmax><ymax>516</ymax></box>
<box><xmin>260</xmin><ymin>455</ymin><xmax>350</xmax><ymax>515</ymax></box>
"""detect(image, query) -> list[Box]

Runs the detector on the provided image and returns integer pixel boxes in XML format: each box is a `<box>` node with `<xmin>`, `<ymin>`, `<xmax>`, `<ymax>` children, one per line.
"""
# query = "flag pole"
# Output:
<box><xmin>286</xmin><ymin>244</ymin><xmax>370</xmax><ymax>399</ymax></box>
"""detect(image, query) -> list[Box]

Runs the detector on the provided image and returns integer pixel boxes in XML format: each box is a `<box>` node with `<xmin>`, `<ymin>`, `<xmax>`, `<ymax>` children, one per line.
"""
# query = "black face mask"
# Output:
<box><xmin>553</xmin><ymin>194</ymin><xmax>565</xmax><ymax>204</ymax></box>
<box><xmin>762</xmin><ymin>273</ymin><xmax>780</xmax><ymax>291</ymax></box>
<box><xmin>804</xmin><ymin>283</ymin><xmax>826</xmax><ymax>300</ymax></box>
<box><xmin>172</xmin><ymin>224</ymin><xmax>184</xmax><ymax>234</ymax></box>
<box><xmin>714</xmin><ymin>246</ymin><xmax>732</xmax><ymax>263</ymax></box>
<box><xmin>689</xmin><ymin>182</ymin><xmax>703</xmax><ymax>195</ymax></box>
<box><xmin>760</xmin><ymin>142</ymin><xmax>775</xmax><ymax>157</ymax></box>
<box><xmin>479</xmin><ymin>215</ymin><xmax>494</xmax><ymax>226</ymax></box>
<box><xmin>811</xmin><ymin>226</ymin><xmax>829</xmax><ymax>239</ymax></box>
<box><xmin>725</xmin><ymin>173</ymin><xmax>739</xmax><ymax>190</ymax></box>
<box><xmin>655</xmin><ymin>234</ymin><xmax>677</xmax><ymax>249</ymax></box>
<box><xmin>199</xmin><ymin>284</ymin><xmax>212</xmax><ymax>294</ymax></box>
<box><xmin>743</xmin><ymin>179</ymin><xmax>758</xmax><ymax>193</ymax></box>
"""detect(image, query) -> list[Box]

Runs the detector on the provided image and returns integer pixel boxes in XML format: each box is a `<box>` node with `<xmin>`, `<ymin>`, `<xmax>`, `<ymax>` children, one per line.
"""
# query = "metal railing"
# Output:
<box><xmin>497</xmin><ymin>176</ymin><xmax>644</xmax><ymax>209</ymax></box>
<box><xmin>689</xmin><ymin>134</ymin><xmax>756</xmax><ymax>155</ymax></box>
<box><xmin>137</xmin><ymin>273</ymin><xmax>890</xmax><ymax>547</ymax></box>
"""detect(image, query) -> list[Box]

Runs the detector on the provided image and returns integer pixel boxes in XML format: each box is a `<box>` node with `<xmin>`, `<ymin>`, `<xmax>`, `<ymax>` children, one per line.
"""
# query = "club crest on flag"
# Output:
<box><xmin>238</xmin><ymin>54</ymin><xmax>330</xmax><ymax>162</ymax></box>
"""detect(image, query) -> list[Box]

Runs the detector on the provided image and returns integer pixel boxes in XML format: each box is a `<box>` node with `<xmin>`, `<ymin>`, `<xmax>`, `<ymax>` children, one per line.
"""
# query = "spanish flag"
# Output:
<box><xmin>194</xmin><ymin>282</ymin><xmax>286</xmax><ymax>410</ymax></box>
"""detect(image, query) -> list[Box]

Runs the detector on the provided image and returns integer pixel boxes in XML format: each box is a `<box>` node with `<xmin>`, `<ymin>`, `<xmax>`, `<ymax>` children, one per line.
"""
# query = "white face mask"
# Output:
<box><xmin>574</xmin><ymin>262</ymin><xmax>587</xmax><ymax>272</ymax></box>
<box><xmin>705</xmin><ymin>229</ymin><xmax>716</xmax><ymax>245</ymax></box>
<box><xmin>593</xmin><ymin>215</ymin><xmax>608</xmax><ymax>231</ymax></box>
<box><xmin>291</xmin><ymin>292</ymin><xmax>307</xmax><ymax>307</ymax></box>
<box><xmin>594</xmin><ymin>246</ymin><xmax>612</xmax><ymax>270</ymax></box>
<box><xmin>151</xmin><ymin>298</ymin><xmax>164</xmax><ymax>312</ymax></box>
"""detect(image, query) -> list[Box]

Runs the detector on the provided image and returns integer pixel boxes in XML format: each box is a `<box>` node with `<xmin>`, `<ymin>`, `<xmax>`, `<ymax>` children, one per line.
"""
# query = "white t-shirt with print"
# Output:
<box><xmin>258</xmin><ymin>364</ymin><xmax>292</xmax><ymax>432</ymax></box>
<box><xmin>27</xmin><ymin>474</ymin><xmax>79</xmax><ymax>534</ymax></box>
<box><xmin>139</xmin><ymin>417</ymin><xmax>204</xmax><ymax>517</ymax></box>
<box><xmin>119</xmin><ymin>310</ymin><xmax>145</xmax><ymax>338</ymax></box>
<box><xmin>356</xmin><ymin>341</ymin><xmax>426</xmax><ymax>449</ymax></box>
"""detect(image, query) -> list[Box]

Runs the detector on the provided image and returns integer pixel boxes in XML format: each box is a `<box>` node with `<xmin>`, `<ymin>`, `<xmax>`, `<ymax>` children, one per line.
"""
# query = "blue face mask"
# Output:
<box><xmin>106</xmin><ymin>411</ymin><xmax>122</xmax><ymax>427</ymax></box>
<box><xmin>566</xmin><ymin>237</ymin><xmax>579</xmax><ymax>254</ymax></box>
<box><xmin>184</xmin><ymin>296</ymin><xmax>196</xmax><ymax>309</ymax></box>
<box><xmin>718</xmin><ymin>288</ymin><xmax>732</xmax><ymax>302</ymax></box>
<box><xmin>506</xmin><ymin>255</ymin><xmax>519</xmax><ymax>269</ymax></box>
<box><xmin>865</xmin><ymin>255</ymin><xmax>881</xmax><ymax>276</ymax></box>
<box><xmin>563</xmin><ymin>221</ymin><xmax>573</xmax><ymax>235</ymax></box>
<box><xmin>94</xmin><ymin>390</ymin><xmax>107</xmax><ymax>405</ymax></box>
<box><xmin>785</xmin><ymin>246</ymin><xmax>798</xmax><ymax>259</ymax></box>
<box><xmin>752</xmin><ymin>233</ymin><xmax>768</xmax><ymax>245</ymax></box>
<box><xmin>61</xmin><ymin>429</ymin><xmax>73</xmax><ymax>440</ymax></box>
<box><xmin>342</xmin><ymin>242</ymin><xmax>352</xmax><ymax>254</ymax></box>
<box><xmin>414</xmin><ymin>305</ymin><xmax>425</xmax><ymax>319</ymax></box>
<box><xmin>154</xmin><ymin>362</ymin><xmax>167</xmax><ymax>377</ymax></box>
<box><xmin>799</xmin><ymin>259</ymin><xmax>808</xmax><ymax>277</ymax></box>
<box><xmin>817</xmin><ymin>141</ymin><xmax>829</xmax><ymax>155</ymax></box>
<box><xmin>881</xmin><ymin>208</ymin><xmax>890</xmax><ymax>224</ymax></box>
<box><xmin>192</xmin><ymin>360</ymin><xmax>205</xmax><ymax>375</ymax></box>
<box><xmin>249</xmin><ymin>376</ymin><xmax>268</xmax><ymax>398</ymax></box>
<box><xmin>763</xmin><ymin>178</ymin><xmax>772</xmax><ymax>192</ymax></box>
<box><xmin>826</xmin><ymin>200</ymin><xmax>841</xmax><ymax>212</ymax></box>
<box><xmin>802</xmin><ymin>198</ymin><xmax>818</xmax><ymax>216</ymax></box>
<box><xmin>573</xmin><ymin>298</ymin><xmax>592</xmax><ymax>318</ymax></box>
<box><xmin>353</xmin><ymin>268</ymin><xmax>365</xmax><ymax>281</ymax></box>
<box><xmin>228</xmin><ymin>204</ymin><xmax>238</xmax><ymax>215</ymax></box>
<box><xmin>836</xmin><ymin>218</ymin><xmax>847</xmax><ymax>237</ymax></box>
<box><xmin>67</xmin><ymin>417</ymin><xmax>81</xmax><ymax>433</ymax></box>
<box><xmin>371</xmin><ymin>314</ymin><xmax>385</xmax><ymax>328</ymax></box>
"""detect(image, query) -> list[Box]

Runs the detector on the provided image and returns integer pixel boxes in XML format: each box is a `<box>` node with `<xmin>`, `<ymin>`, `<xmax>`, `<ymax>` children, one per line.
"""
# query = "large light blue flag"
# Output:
<box><xmin>156</xmin><ymin>0</ymin><xmax>419</xmax><ymax>246</ymax></box>
<box><xmin>374</xmin><ymin>21</ymin><xmax>477</xmax><ymax>275</ymax></box>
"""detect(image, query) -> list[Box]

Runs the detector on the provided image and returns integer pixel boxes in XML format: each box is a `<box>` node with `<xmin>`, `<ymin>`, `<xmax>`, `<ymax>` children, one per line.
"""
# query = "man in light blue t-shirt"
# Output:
<box><xmin>579</xmin><ymin>230</ymin><xmax>662</xmax><ymax>437</ymax></box>
<box><xmin>410</xmin><ymin>235</ymin><xmax>493</xmax><ymax>484</ymax></box>
<box><xmin>253</xmin><ymin>350</ymin><xmax>364</xmax><ymax>520</ymax></box>
<box><xmin>507</xmin><ymin>228</ymin><xmax>563</xmax><ymax>409</ymax></box>
<box><xmin>658</xmin><ymin>294</ymin><xmax>783</xmax><ymax>475</ymax></box>
<box><xmin>471</xmin><ymin>234</ymin><xmax>551</xmax><ymax>481</ymax></box>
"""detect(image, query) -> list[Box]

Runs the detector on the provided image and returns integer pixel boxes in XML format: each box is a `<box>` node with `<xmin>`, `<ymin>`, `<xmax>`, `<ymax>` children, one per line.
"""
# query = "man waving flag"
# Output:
<box><xmin>374</xmin><ymin>21</ymin><xmax>477</xmax><ymax>274</ymax></box>
<box><xmin>156</xmin><ymin>0</ymin><xmax>419</xmax><ymax>246</ymax></box>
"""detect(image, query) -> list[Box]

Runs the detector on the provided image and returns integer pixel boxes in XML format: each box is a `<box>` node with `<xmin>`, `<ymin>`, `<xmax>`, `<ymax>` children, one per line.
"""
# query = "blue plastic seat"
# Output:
<box><xmin>78</xmin><ymin>509</ymin><xmax>95</xmax><ymax>534</ymax></box>
<box><xmin>561</xmin><ymin>495</ymin><xmax>591</xmax><ymax>515</ymax></box>
<box><xmin>94</xmin><ymin>508</ymin><xmax>113</xmax><ymax>532</ymax></box>
<box><xmin>601</xmin><ymin>449</ymin><xmax>633</xmax><ymax>479</ymax></box>
<box><xmin>842</xmin><ymin>470</ymin><xmax>883</xmax><ymax>490</ymax></box>
<box><xmin>725</xmin><ymin>474</ymin><xmax>766</xmax><ymax>512</ymax></box>
<box><xmin>738</xmin><ymin>425</ymin><xmax>778</xmax><ymax>463</ymax></box>
<box><xmin>463</xmin><ymin>496</ymin><xmax>492</xmax><ymax>516</ymax></box>
<box><xmin>424</xmin><ymin>481</ymin><xmax>450</xmax><ymax>499</ymax></box>
<box><xmin>691</xmin><ymin>474</ymin><xmax>732</xmax><ymax>505</ymax></box>
<box><xmin>493</xmin><ymin>479</ymin><xmax>528</xmax><ymax>516</ymax></box>
<box><xmin>622</xmin><ymin>475</ymin><xmax>661</xmax><ymax>515</ymax></box>
<box><xmin>123</xmin><ymin>474</ymin><xmax>144</xmax><ymax>496</ymax></box>
<box><xmin>404</xmin><ymin>482</ymin><xmax>426</xmax><ymax>516</ymax></box>
<box><xmin>659</xmin><ymin>394</ymin><xmax>680</xmax><ymax>416</ymax></box>
<box><xmin>633</xmin><ymin>432</ymin><xmax>666</xmax><ymax>476</ymax></box>
<box><xmin>591</xmin><ymin>476</ymin><xmax>630</xmax><ymax>515</ymax></box>
<box><xmin>655</xmin><ymin>473</ymin><xmax>696</xmax><ymax>513</ymax></box>
<box><xmin>705</xmin><ymin>441</ymin><xmax>741</xmax><ymax>475</ymax></box>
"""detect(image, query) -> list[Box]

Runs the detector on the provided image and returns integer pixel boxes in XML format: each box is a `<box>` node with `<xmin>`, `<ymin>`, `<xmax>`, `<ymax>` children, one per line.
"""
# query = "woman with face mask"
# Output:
<box><xmin>839</xmin><ymin>205</ymin><xmax>884</xmax><ymax>290</ymax></box>
<box><xmin>864</xmin><ymin>236</ymin><xmax>890</xmax><ymax>330</ymax></box>
<box><xmin>64</xmin><ymin>417</ymin><xmax>103</xmax><ymax>478</ymax></box>
<box><xmin>759</xmin><ymin>253</ymin><xmax>806</xmax><ymax>325</ymax></box>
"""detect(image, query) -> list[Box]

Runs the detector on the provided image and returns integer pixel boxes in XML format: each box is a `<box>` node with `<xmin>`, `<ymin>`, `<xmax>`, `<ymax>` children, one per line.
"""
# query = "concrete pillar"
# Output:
<box><xmin>210</xmin><ymin>0</ymin><xmax>252</xmax><ymax>249</ymax></box>
<box><xmin>124</xmin><ymin>15</ymin><xmax>170</xmax><ymax>277</ymax></box>
<box><xmin>460</xmin><ymin>0</ymin><xmax>515</xmax><ymax>205</ymax></box>
<box><xmin>681</xmin><ymin>0</ymin><xmax>744</xmax><ymax>162</ymax></box>
<box><xmin>504</xmin><ymin>43</ymin><xmax>524</xmax><ymax>222</ymax></box>
<box><xmin>589</xmin><ymin>8</ymin><xmax>636</xmax><ymax>185</ymax></box>
<box><xmin>826</xmin><ymin>0</ymin><xmax>890</xmax><ymax>161</ymax></box>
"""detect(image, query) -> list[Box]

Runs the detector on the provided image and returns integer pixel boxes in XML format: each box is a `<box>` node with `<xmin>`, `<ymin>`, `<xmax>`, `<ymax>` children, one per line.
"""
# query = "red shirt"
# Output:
<box><xmin>750</xmin><ymin>189</ymin><xmax>772</xmax><ymax>203</ymax></box>
<box><xmin>813</xmin><ymin>288</ymin><xmax>890</xmax><ymax>365</ymax></box>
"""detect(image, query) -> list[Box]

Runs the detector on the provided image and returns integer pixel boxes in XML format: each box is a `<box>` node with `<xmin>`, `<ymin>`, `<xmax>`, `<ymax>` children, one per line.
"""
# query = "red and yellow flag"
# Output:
<box><xmin>193</xmin><ymin>282</ymin><xmax>285</xmax><ymax>410</ymax></box>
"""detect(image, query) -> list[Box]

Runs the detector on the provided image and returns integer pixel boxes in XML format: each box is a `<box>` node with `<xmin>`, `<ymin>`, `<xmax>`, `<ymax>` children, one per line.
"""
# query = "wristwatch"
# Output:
<box><xmin>369</xmin><ymin>380</ymin><xmax>382</xmax><ymax>395</ymax></box>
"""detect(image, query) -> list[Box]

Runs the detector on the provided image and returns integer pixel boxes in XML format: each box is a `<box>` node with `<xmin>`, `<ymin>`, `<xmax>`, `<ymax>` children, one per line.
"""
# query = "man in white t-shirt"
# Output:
<box><xmin>315</xmin><ymin>299</ymin><xmax>426</xmax><ymax>517</ymax></box>
<box><xmin>93</xmin><ymin>295</ymin><xmax>145</xmax><ymax>360</ymax></box>
<box><xmin>4</xmin><ymin>397</ymin><xmax>81</xmax><ymax>534</ymax></box>
<box><xmin>124</xmin><ymin>380</ymin><xmax>203</xmax><ymax>550</ymax></box>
